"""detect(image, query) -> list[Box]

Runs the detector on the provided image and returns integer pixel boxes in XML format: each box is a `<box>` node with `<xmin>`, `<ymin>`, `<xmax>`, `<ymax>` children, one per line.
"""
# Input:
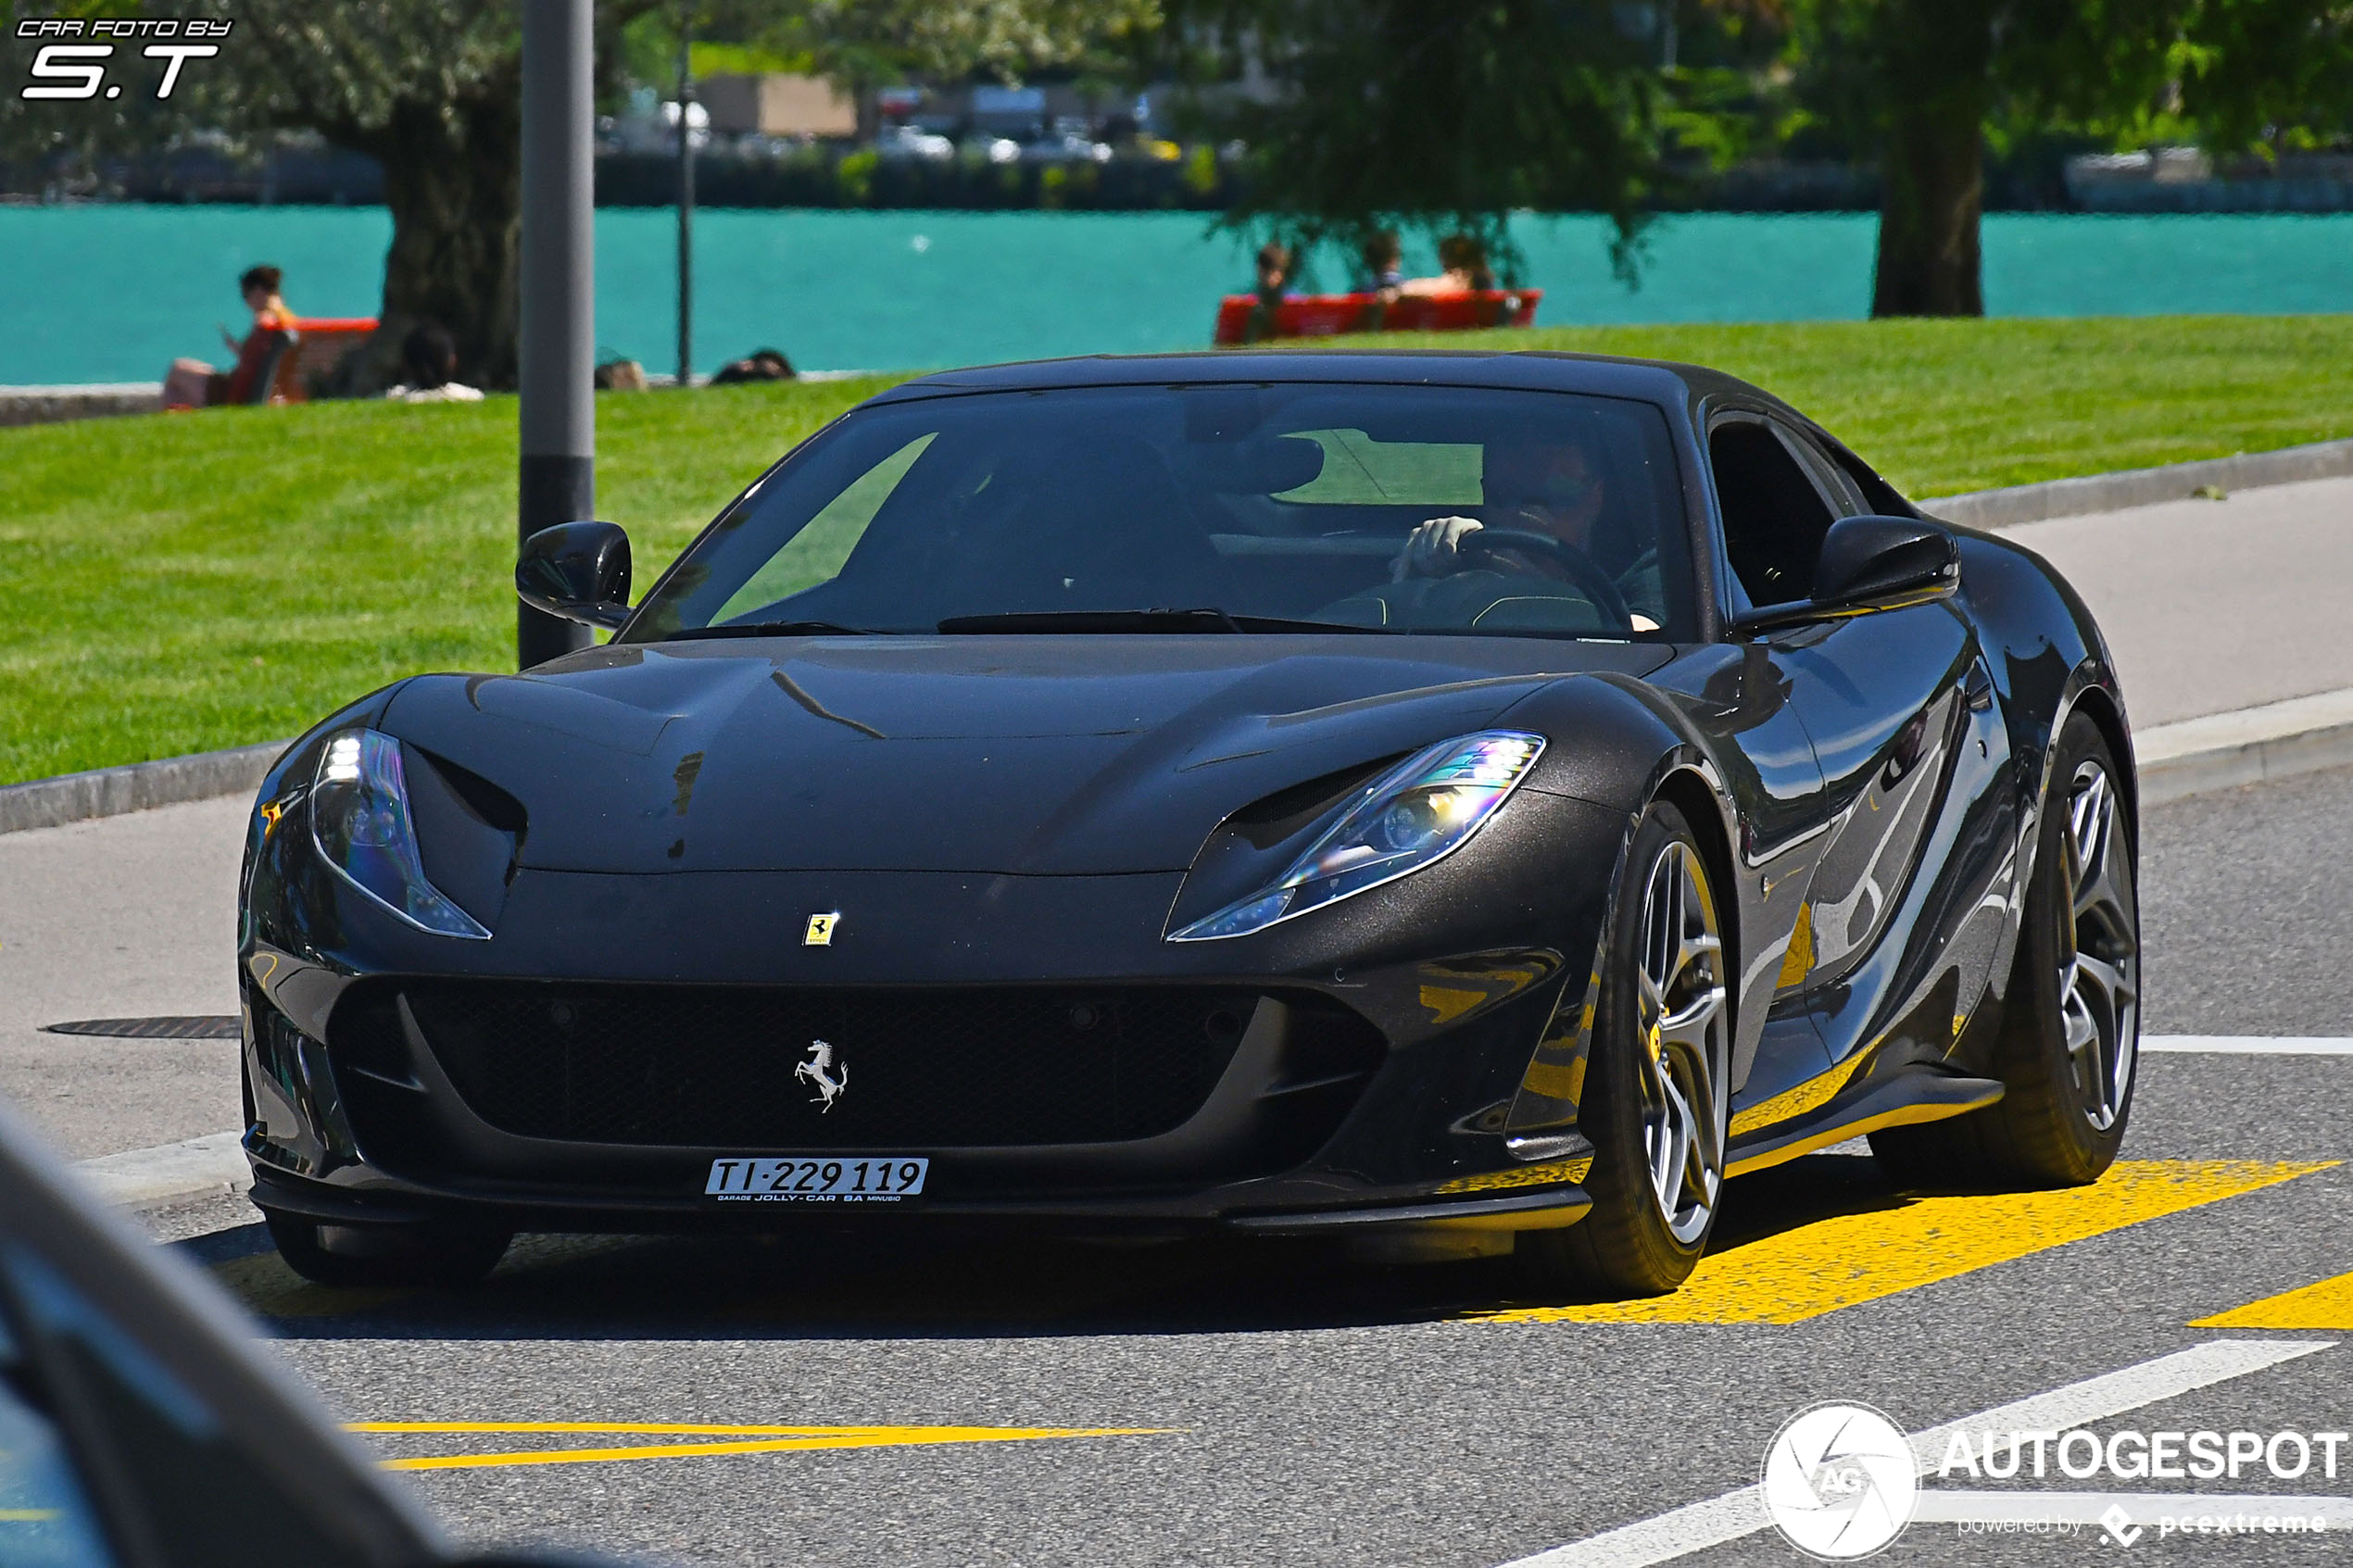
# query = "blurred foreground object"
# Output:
<box><xmin>0</xmin><ymin>1098</ymin><xmax>614</xmax><ymax>1567</ymax></box>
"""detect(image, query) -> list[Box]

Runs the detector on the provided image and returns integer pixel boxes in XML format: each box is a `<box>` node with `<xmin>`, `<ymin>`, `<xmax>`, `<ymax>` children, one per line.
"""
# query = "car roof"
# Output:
<box><xmin>869</xmin><ymin>348</ymin><xmax>1800</xmax><ymax>421</ymax></box>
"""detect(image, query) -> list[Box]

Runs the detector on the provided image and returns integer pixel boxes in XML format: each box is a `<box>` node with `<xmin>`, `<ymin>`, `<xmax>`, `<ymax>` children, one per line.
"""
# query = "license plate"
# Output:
<box><xmin>703</xmin><ymin>1156</ymin><xmax>929</xmax><ymax>1203</ymax></box>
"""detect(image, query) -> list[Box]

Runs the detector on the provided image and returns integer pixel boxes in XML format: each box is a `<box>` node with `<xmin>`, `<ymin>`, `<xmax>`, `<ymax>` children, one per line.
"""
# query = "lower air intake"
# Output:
<box><xmin>384</xmin><ymin>982</ymin><xmax>1284</xmax><ymax>1148</ymax></box>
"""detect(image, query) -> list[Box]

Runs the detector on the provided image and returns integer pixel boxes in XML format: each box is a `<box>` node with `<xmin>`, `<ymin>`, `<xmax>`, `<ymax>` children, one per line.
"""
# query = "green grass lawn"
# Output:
<box><xmin>4</xmin><ymin>313</ymin><xmax>2349</xmax><ymax>786</ymax></box>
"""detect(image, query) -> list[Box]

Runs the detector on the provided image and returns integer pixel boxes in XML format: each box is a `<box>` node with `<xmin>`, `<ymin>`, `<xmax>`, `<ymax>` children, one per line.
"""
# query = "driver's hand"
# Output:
<box><xmin>1392</xmin><ymin>516</ymin><xmax>1482</xmax><ymax>582</ymax></box>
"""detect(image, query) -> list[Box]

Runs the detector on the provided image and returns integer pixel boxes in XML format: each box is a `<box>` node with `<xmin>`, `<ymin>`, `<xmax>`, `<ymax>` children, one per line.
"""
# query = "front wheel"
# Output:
<box><xmin>1871</xmin><ymin>710</ymin><xmax>2139</xmax><ymax>1187</ymax></box>
<box><xmin>1521</xmin><ymin>801</ymin><xmax>1731</xmax><ymax>1297</ymax></box>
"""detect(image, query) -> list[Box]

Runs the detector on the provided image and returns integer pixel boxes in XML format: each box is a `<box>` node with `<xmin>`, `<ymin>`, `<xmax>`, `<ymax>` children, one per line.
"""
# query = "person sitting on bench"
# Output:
<box><xmin>162</xmin><ymin>265</ymin><xmax>296</xmax><ymax>409</ymax></box>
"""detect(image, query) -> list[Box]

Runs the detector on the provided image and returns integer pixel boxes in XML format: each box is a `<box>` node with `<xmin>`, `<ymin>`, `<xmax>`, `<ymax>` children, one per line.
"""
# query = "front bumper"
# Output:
<box><xmin>241</xmin><ymin>967</ymin><xmax>1594</xmax><ymax>1238</ymax></box>
<box><xmin>239</xmin><ymin>792</ymin><xmax>1627</xmax><ymax>1239</ymax></box>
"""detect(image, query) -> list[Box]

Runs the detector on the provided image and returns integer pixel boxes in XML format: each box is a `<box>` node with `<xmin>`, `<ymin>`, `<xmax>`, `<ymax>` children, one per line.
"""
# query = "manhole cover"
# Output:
<box><xmin>43</xmin><ymin>1016</ymin><xmax>240</xmax><ymax>1040</ymax></box>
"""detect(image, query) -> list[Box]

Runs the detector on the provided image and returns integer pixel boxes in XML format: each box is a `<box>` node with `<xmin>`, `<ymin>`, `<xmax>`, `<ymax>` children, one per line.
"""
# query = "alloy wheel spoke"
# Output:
<box><xmin>1636</xmin><ymin>963</ymin><xmax>1667</xmax><ymax>1019</ymax></box>
<box><xmin>2073</xmin><ymin>852</ymin><xmax>2130</xmax><ymax>930</ymax></box>
<box><xmin>1655</xmin><ymin>1077</ymin><xmax>1696</xmax><ymax>1211</ymax></box>
<box><xmin>2070</xmin><ymin>770</ymin><xmax>2109</xmax><ymax>873</ymax></box>
<box><xmin>1658</xmin><ymin>985</ymin><xmax>1727</xmax><ymax>1050</ymax></box>
<box><xmin>2062</xmin><ymin>990</ymin><xmax>2099</xmax><ymax>1059</ymax></box>
<box><xmin>1667</xmin><ymin>1043</ymin><xmax>1722</xmax><ymax>1181</ymax></box>
<box><xmin>1664</xmin><ymin>932</ymin><xmax>1723</xmax><ymax>997</ymax></box>
<box><xmin>2073</xmin><ymin>951</ymin><xmax>2135</xmax><ymax>1014</ymax></box>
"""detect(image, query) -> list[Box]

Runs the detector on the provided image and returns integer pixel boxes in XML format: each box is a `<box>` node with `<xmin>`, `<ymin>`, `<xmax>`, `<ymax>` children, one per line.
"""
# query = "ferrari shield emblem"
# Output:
<box><xmin>803</xmin><ymin>911</ymin><xmax>838</xmax><ymax>947</ymax></box>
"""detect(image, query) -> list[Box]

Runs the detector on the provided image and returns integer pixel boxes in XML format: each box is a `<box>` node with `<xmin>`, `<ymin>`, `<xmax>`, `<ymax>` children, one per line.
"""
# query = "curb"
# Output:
<box><xmin>2133</xmin><ymin>688</ymin><xmax>2353</xmax><ymax>807</ymax></box>
<box><xmin>0</xmin><ymin>381</ymin><xmax>165</xmax><ymax>429</ymax></box>
<box><xmin>1923</xmin><ymin>436</ymin><xmax>2353</xmax><ymax>530</ymax></box>
<box><xmin>0</xmin><ymin>740</ymin><xmax>286</xmax><ymax>834</ymax></box>
<box><xmin>72</xmin><ymin>1131</ymin><xmax>251</xmax><ymax>1210</ymax></box>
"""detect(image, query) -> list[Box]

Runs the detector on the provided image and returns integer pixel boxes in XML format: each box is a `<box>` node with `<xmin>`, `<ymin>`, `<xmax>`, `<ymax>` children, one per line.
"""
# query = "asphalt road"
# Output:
<box><xmin>116</xmin><ymin>763</ymin><xmax>2353</xmax><ymax>1568</ymax></box>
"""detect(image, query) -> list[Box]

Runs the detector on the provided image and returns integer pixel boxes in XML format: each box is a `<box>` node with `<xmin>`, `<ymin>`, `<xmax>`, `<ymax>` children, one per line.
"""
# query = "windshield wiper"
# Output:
<box><xmin>936</xmin><ymin>608</ymin><xmax>1392</xmax><ymax>635</ymax></box>
<box><xmin>663</xmin><ymin>620</ymin><xmax>879</xmax><ymax>641</ymax></box>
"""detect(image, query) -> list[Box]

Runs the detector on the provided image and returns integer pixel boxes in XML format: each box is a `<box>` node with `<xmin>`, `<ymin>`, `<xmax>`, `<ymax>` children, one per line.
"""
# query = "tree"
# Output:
<box><xmin>1162</xmin><ymin>0</ymin><xmax>1671</xmax><ymax>284</ymax></box>
<box><xmin>784</xmin><ymin>0</ymin><xmax>1161</xmax><ymax>87</ymax></box>
<box><xmin>1789</xmin><ymin>0</ymin><xmax>2353</xmax><ymax>318</ymax></box>
<box><xmin>7</xmin><ymin>1</ymin><xmax>1163</xmax><ymax>389</ymax></box>
<box><xmin>213</xmin><ymin>0</ymin><xmax>667</xmax><ymax>390</ymax></box>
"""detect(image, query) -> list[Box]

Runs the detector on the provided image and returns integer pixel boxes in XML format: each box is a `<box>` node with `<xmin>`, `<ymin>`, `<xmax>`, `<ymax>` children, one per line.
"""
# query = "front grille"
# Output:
<box><xmin>372</xmin><ymin>981</ymin><xmax>1277</xmax><ymax>1148</ymax></box>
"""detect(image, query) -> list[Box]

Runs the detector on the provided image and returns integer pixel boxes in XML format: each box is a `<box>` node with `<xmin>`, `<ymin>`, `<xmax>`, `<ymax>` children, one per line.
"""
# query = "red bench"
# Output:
<box><xmin>1213</xmin><ymin>289</ymin><xmax>1541</xmax><ymax>345</ymax></box>
<box><xmin>270</xmin><ymin>317</ymin><xmax>378</xmax><ymax>402</ymax></box>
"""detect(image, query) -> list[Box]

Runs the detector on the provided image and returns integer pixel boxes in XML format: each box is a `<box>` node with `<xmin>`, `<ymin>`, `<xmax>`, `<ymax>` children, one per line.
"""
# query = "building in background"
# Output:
<box><xmin>698</xmin><ymin>73</ymin><xmax>861</xmax><ymax>142</ymax></box>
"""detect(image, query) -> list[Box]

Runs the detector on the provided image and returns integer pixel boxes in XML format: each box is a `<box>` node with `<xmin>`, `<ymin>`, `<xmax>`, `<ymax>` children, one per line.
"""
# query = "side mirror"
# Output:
<box><xmin>517</xmin><ymin>521</ymin><xmax>632</xmax><ymax>631</ymax></box>
<box><xmin>1811</xmin><ymin>513</ymin><xmax>1958</xmax><ymax>612</ymax></box>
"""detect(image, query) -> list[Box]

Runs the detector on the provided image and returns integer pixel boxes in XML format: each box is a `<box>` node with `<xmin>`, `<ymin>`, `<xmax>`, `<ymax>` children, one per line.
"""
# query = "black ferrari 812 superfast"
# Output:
<box><xmin>238</xmin><ymin>351</ymin><xmax>2139</xmax><ymax>1294</ymax></box>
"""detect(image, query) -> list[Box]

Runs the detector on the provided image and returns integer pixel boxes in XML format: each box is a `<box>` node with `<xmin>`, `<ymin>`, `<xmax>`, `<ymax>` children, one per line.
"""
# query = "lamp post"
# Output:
<box><xmin>676</xmin><ymin>0</ymin><xmax>695</xmax><ymax>388</ymax></box>
<box><xmin>518</xmin><ymin>0</ymin><xmax>595</xmax><ymax>669</ymax></box>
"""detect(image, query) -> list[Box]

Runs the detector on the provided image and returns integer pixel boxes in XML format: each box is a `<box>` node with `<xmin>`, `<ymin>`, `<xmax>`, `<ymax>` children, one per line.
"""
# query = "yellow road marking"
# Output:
<box><xmin>2193</xmin><ymin>1269</ymin><xmax>2353</xmax><ymax>1330</ymax></box>
<box><xmin>358</xmin><ymin>1423</ymin><xmax>1173</xmax><ymax>1472</ymax></box>
<box><xmin>0</xmin><ymin>1510</ymin><xmax>62</xmax><ymax>1523</ymax></box>
<box><xmin>1466</xmin><ymin>1159</ymin><xmax>2333</xmax><ymax>1326</ymax></box>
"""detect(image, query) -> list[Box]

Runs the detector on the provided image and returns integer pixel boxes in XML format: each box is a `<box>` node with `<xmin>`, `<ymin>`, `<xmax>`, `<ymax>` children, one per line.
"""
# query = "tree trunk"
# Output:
<box><xmin>1869</xmin><ymin>3</ymin><xmax>1994</xmax><ymax>319</ymax></box>
<box><xmin>348</xmin><ymin>69</ymin><xmax>524</xmax><ymax>391</ymax></box>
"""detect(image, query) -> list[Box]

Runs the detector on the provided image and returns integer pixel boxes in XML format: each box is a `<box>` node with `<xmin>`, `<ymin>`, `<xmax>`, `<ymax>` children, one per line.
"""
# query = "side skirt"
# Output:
<box><xmin>1724</xmin><ymin>1070</ymin><xmax>2005</xmax><ymax>1180</ymax></box>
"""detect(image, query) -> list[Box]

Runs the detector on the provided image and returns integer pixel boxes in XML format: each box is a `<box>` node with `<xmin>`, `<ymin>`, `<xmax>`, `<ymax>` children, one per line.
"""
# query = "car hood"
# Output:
<box><xmin>378</xmin><ymin>635</ymin><xmax>1672</xmax><ymax>875</ymax></box>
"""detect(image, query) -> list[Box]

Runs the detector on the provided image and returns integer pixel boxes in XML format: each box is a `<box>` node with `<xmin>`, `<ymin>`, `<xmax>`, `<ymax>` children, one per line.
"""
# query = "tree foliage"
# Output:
<box><xmin>1783</xmin><ymin>0</ymin><xmax>2353</xmax><ymax>315</ymax></box>
<box><xmin>2174</xmin><ymin>0</ymin><xmax>2353</xmax><ymax>150</ymax></box>
<box><xmin>1162</xmin><ymin>0</ymin><xmax>1673</xmax><ymax>285</ymax></box>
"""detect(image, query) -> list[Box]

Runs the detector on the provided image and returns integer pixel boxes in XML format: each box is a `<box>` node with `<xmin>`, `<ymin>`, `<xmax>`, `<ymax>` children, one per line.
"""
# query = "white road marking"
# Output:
<box><xmin>71</xmin><ymin>1129</ymin><xmax>248</xmax><ymax>1207</ymax></box>
<box><xmin>2144</xmin><ymin>1036</ymin><xmax>2353</xmax><ymax>1056</ymax></box>
<box><xmin>1492</xmin><ymin>1338</ymin><xmax>2335</xmax><ymax>1568</ymax></box>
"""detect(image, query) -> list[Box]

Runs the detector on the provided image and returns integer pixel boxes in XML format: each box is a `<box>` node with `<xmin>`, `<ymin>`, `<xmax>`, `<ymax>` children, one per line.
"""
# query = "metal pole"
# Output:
<box><xmin>676</xmin><ymin>1</ymin><xmax>695</xmax><ymax>388</ymax></box>
<box><xmin>518</xmin><ymin>0</ymin><xmax>596</xmax><ymax>670</ymax></box>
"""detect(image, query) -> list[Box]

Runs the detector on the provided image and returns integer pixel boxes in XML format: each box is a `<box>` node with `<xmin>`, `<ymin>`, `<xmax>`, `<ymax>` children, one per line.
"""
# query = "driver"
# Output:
<box><xmin>1391</xmin><ymin>433</ymin><xmax>1661</xmax><ymax>630</ymax></box>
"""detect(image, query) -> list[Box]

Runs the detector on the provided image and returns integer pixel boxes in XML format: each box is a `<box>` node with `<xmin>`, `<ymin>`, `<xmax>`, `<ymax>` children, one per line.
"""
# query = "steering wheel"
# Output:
<box><xmin>1460</xmin><ymin>527</ymin><xmax>1635</xmax><ymax>631</ymax></box>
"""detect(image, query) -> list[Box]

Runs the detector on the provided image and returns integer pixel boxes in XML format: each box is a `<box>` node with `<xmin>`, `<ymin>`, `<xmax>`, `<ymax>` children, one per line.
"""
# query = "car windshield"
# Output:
<box><xmin>627</xmin><ymin>382</ymin><xmax>1693</xmax><ymax>642</ymax></box>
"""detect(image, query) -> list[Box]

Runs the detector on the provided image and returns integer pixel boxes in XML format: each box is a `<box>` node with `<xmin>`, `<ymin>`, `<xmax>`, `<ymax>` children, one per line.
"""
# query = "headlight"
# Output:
<box><xmin>1168</xmin><ymin>731</ymin><xmax>1545</xmax><ymax>942</ymax></box>
<box><xmin>310</xmin><ymin>729</ymin><xmax>490</xmax><ymax>939</ymax></box>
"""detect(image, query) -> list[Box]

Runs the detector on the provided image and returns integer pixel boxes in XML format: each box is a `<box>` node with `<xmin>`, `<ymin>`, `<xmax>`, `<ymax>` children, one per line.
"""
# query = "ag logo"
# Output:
<box><xmin>1760</xmin><ymin>1402</ymin><xmax>1917</xmax><ymax>1560</ymax></box>
<box><xmin>803</xmin><ymin>911</ymin><xmax>838</xmax><ymax>947</ymax></box>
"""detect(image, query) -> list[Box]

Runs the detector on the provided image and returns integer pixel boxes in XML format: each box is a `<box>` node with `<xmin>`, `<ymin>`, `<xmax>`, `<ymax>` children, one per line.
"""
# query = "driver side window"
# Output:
<box><xmin>1709</xmin><ymin>420</ymin><xmax>1836</xmax><ymax>610</ymax></box>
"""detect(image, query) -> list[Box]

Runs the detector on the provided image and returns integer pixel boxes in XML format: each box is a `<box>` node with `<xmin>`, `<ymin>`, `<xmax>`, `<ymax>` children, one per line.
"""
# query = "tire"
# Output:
<box><xmin>1870</xmin><ymin>710</ymin><xmax>2139</xmax><ymax>1188</ymax></box>
<box><xmin>263</xmin><ymin>1210</ymin><xmax>510</xmax><ymax>1289</ymax></box>
<box><xmin>1521</xmin><ymin>800</ymin><xmax>1732</xmax><ymax>1297</ymax></box>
